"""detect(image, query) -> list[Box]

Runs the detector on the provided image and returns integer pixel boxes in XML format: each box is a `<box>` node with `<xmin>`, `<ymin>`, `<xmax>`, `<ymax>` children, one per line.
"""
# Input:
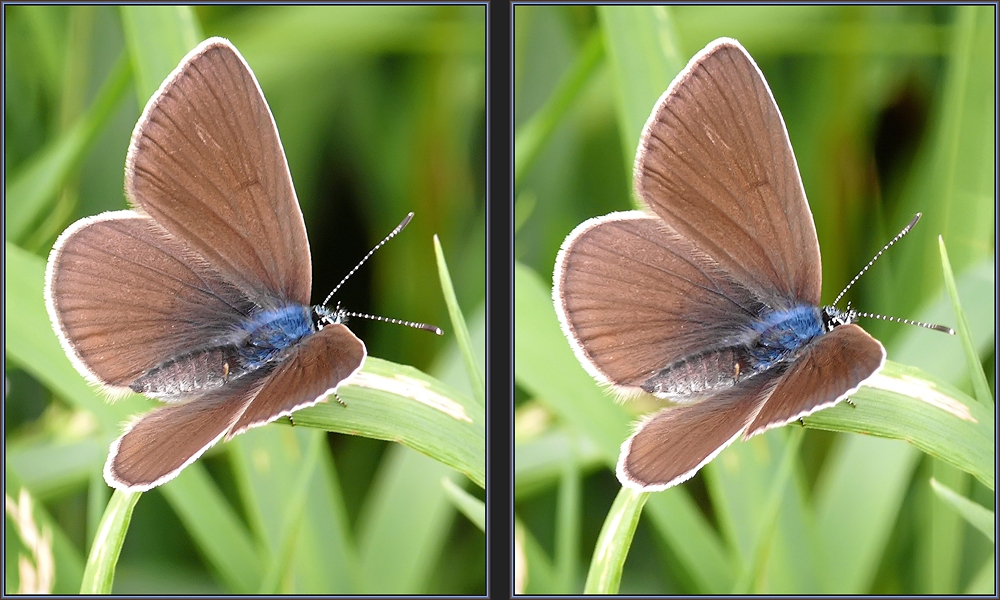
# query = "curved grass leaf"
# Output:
<box><xmin>803</xmin><ymin>361</ymin><xmax>993</xmax><ymax>490</ymax></box>
<box><xmin>939</xmin><ymin>236</ymin><xmax>993</xmax><ymax>406</ymax></box>
<box><xmin>289</xmin><ymin>358</ymin><xmax>485</xmax><ymax>489</ymax></box>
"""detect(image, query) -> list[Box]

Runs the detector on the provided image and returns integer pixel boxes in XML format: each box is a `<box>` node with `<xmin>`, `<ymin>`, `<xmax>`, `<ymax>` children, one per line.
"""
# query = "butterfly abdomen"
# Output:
<box><xmin>640</xmin><ymin>346</ymin><xmax>756</xmax><ymax>400</ymax></box>
<box><xmin>129</xmin><ymin>305</ymin><xmax>315</xmax><ymax>399</ymax></box>
<box><xmin>640</xmin><ymin>304</ymin><xmax>826</xmax><ymax>400</ymax></box>
<box><xmin>130</xmin><ymin>344</ymin><xmax>243</xmax><ymax>399</ymax></box>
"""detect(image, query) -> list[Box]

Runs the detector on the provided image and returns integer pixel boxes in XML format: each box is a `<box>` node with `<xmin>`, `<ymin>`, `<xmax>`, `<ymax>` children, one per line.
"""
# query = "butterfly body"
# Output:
<box><xmin>128</xmin><ymin>304</ymin><xmax>319</xmax><ymax>399</ymax></box>
<box><xmin>642</xmin><ymin>302</ymin><xmax>847</xmax><ymax>399</ymax></box>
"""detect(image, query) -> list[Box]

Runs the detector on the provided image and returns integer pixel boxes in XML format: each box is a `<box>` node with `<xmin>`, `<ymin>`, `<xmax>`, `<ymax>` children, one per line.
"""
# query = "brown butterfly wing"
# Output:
<box><xmin>125</xmin><ymin>38</ymin><xmax>311</xmax><ymax>307</ymax></box>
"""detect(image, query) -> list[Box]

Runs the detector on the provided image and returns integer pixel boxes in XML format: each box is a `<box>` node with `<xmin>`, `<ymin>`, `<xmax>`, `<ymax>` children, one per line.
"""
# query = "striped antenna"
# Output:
<box><xmin>854</xmin><ymin>310</ymin><xmax>954</xmax><ymax>335</ymax></box>
<box><xmin>322</xmin><ymin>212</ymin><xmax>414</xmax><ymax>308</ymax></box>
<box><xmin>832</xmin><ymin>213</ymin><xmax>921</xmax><ymax>307</ymax></box>
<box><xmin>342</xmin><ymin>311</ymin><xmax>443</xmax><ymax>335</ymax></box>
<box><xmin>832</xmin><ymin>214</ymin><xmax>954</xmax><ymax>335</ymax></box>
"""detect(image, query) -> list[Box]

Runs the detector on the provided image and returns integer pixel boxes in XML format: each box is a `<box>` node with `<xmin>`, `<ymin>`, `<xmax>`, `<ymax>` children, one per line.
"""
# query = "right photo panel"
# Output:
<box><xmin>514</xmin><ymin>5</ymin><xmax>995</xmax><ymax>595</ymax></box>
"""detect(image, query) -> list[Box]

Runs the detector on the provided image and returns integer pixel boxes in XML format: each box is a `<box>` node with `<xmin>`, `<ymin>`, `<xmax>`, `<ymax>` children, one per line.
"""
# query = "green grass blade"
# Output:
<box><xmin>732</xmin><ymin>428</ymin><xmax>805</xmax><ymax>593</ymax></box>
<box><xmin>229</xmin><ymin>426</ymin><xmax>358</xmax><ymax>592</ymax></box>
<box><xmin>433</xmin><ymin>234</ymin><xmax>484</xmax><ymax>408</ymax></box>
<box><xmin>930</xmin><ymin>477</ymin><xmax>995</xmax><ymax>543</ymax></box>
<box><xmin>289</xmin><ymin>357</ymin><xmax>484</xmax><ymax>488</ymax></box>
<box><xmin>80</xmin><ymin>490</ymin><xmax>140</xmax><ymax>593</ymax></box>
<box><xmin>939</xmin><ymin>236</ymin><xmax>992</xmax><ymax>405</ymax></box>
<box><xmin>119</xmin><ymin>6</ymin><xmax>201</xmax><ymax>102</ymax></box>
<box><xmin>643</xmin><ymin>489</ymin><xmax>735</xmax><ymax>593</ymax></box>
<box><xmin>704</xmin><ymin>429</ymin><xmax>819</xmax><ymax>593</ymax></box>
<box><xmin>597</xmin><ymin>5</ymin><xmax>683</xmax><ymax>172</ymax></box>
<box><xmin>514</xmin><ymin>428</ymin><xmax>603</xmax><ymax>500</ymax></box>
<box><xmin>583</xmin><ymin>487</ymin><xmax>648</xmax><ymax>593</ymax></box>
<box><xmin>356</xmin><ymin>446</ymin><xmax>455</xmax><ymax>593</ymax></box>
<box><xmin>965</xmin><ymin>553</ymin><xmax>996</xmax><ymax>594</ymax></box>
<box><xmin>257</xmin><ymin>430</ymin><xmax>323</xmax><ymax>593</ymax></box>
<box><xmin>441</xmin><ymin>477</ymin><xmax>484</xmax><ymax>532</ymax></box>
<box><xmin>804</xmin><ymin>361</ymin><xmax>993</xmax><ymax>490</ymax></box>
<box><xmin>814</xmin><ymin>435</ymin><xmax>921</xmax><ymax>592</ymax></box>
<box><xmin>6</xmin><ymin>54</ymin><xmax>131</xmax><ymax>242</ymax></box>
<box><xmin>158</xmin><ymin>465</ymin><xmax>264</xmax><ymax>593</ymax></box>
<box><xmin>515</xmin><ymin>517</ymin><xmax>556</xmax><ymax>594</ymax></box>
<box><xmin>555</xmin><ymin>444</ymin><xmax>581</xmax><ymax>591</ymax></box>
<box><xmin>514</xmin><ymin>28</ymin><xmax>604</xmax><ymax>189</ymax></box>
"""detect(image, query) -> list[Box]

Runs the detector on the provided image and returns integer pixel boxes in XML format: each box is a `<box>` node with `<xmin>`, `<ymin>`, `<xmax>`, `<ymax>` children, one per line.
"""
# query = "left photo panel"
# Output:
<box><xmin>5</xmin><ymin>5</ymin><xmax>485</xmax><ymax>594</ymax></box>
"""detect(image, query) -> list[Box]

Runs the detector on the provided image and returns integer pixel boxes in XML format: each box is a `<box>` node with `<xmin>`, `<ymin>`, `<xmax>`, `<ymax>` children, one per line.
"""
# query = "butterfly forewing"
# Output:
<box><xmin>554</xmin><ymin>211</ymin><xmax>769</xmax><ymax>394</ymax></box>
<box><xmin>44</xmin><ymin>212</ymin><xmax>256</xmax><ymax>392</ymax></box>
<box><xmin>634</xmin><ymin>38</ymin><xmax>821</xmax><ymax>309</ymax></box>
<box><xmin>126</xmin><ymin>39</ymin><xmax>311</xmax><ymax>307</ymax></box>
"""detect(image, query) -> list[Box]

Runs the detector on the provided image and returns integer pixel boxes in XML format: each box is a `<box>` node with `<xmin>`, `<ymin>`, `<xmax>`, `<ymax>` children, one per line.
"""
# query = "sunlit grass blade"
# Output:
<box><xmin>80</xmin><ymin>490</ymin><xmax>140</xmax><ymax>593</ymax></box>
<box><xmin>289</xmin><ymin>357</ymin><xmax>484</xmax><ymax>488</ymax></box>
<box><xmin>803</xmin><ymin>361</ymin><xmax>993</xmax><ymax>490</ymax></box>
<box><xmin>584</xmin><ymin>487</ymin><xmax>648</xmax><ymax>593</ymax></box>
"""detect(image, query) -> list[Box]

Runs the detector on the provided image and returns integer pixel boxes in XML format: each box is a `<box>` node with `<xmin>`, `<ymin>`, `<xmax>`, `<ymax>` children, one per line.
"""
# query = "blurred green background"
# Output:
<box><xmin>6</xmin><ymin>5</ymin><xmax>484</xmax><ymax>594</ymax></box>
<box><xmin>515</xmin><ymin>5</ymin><xmax>993</xmax><ymax>594</ymax></box>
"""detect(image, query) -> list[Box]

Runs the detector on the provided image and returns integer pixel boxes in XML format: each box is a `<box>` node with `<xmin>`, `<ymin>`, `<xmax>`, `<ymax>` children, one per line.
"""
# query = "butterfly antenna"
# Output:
<box><xmin>832</xmin><ymin>213</ymin><xmax>921</xmax><ymax>307</ymax></box>
<box><xmin>342</xmin><ymin>311</ymin><xmax>443</xmax><ymax>335</ymax></box>
<box><xmin>833</xmin><ymin>215</ymin><xmax>954</xmax><ymax>335</ymax></box>
<box><xmin>854</xmin><ymin>310</ymin><xmax>954</xmax><ymax>335</ymax></box>
<box><xmin>322</xmin><ymin>212</ymin><xmax>414</xmax><ymax>308</ymax></box>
